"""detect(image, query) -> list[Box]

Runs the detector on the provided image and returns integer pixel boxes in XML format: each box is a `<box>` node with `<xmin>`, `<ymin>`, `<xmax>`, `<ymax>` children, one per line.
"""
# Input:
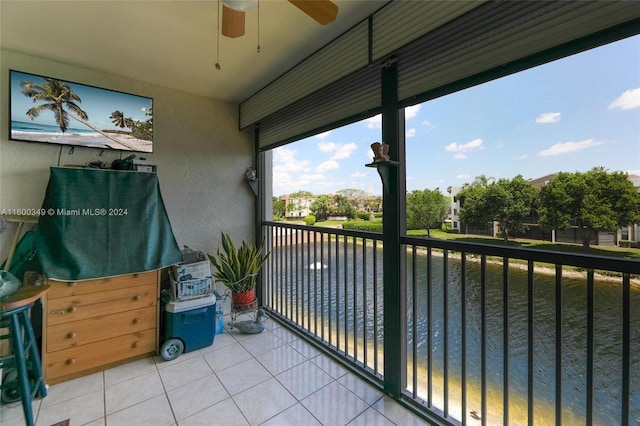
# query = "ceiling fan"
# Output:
<box><xmin>221</xmin><ymin>0</ymin><xmax>339</xmax><ymax>38</ymax></box>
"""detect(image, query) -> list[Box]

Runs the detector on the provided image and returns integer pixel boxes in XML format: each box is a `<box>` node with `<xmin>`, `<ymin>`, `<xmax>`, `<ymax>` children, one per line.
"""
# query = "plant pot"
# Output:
<box><xmin>232</xmin><ymin>289</ymin><xmax>255</xmax><ymax>305</ymax></box>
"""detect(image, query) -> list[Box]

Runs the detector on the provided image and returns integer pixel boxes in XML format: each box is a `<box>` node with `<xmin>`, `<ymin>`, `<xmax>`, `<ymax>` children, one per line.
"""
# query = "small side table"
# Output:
<box><xmin>0</xmin><ymin>285</ymin><xmax>50</xmax><ymax>426</ymax></box>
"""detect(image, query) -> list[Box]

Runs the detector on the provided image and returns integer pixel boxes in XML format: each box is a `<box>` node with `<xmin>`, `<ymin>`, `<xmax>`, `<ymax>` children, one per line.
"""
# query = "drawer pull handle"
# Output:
<box><xmin>67</xmin><ymin>306</ymin><xmax>77</xmax><ymax>313</ymax></box>
<box><xmin>50</xmin><ymin>309</ymin><xmax>66</xmax><ymax>315</ymax></box>
<box><xmin>133</xmin><ymin>295</ymin><xmax>141</xmax><ymax>301</ymax></box>
<box><xmin>67</xmin><ymin>332</ymin><xmax>77</xmax><ymax>339</ymax></box>
<box><xmin>67</xmin><ymin>282</ymin><xmax>77</xmax><ymax>287</ymax></box>
<box><xmin>132</xmin><ymin>341</ymin><xmax>138</xmax><ymax>348</ymax></box>
<box><xmin>66</xmin><ymin>358</ymin><xmax>76</xmax><ymax>365</ymax></box>
<box><xmin>133</xmin><ymin>318</ymin><xmax>140</xmax><ymax>325</ymax></box>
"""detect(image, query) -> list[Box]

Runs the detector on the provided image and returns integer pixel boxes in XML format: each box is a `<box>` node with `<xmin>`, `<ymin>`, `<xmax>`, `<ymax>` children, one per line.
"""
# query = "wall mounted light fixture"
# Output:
<box><xmin>245</xmin><ymin>167</ymin><xmax>259</xmax><ymax>196</ymax></box>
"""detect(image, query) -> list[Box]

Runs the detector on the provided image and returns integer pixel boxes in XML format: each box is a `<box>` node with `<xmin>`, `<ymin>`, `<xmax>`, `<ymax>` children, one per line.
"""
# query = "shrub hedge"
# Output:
<box><xmin>342</xmin><ymin>221</ymin><xmax>382</xmax><ymax>232</ymax></box>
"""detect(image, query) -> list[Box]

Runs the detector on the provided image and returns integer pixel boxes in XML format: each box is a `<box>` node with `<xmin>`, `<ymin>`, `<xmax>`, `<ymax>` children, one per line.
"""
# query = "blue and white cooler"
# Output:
<box><xmin>160</xmin><ymin>293</ymin><xmax>216</xmax><ymax>361</ymax></box>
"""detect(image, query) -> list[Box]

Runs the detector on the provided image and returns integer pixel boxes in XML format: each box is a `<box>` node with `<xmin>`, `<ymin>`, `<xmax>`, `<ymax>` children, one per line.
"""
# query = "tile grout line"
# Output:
<box><xmin>153</xmin><ymin>355</ymin><xmax>180</xmax><ymax>426</ymax></box>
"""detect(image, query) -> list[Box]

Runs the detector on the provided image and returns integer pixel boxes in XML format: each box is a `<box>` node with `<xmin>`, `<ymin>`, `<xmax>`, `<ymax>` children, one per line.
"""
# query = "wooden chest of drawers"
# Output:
<box><xmin>43</xmin><ymin>271</ymin><xmax>159</xmax><ymax>384</ymax></box>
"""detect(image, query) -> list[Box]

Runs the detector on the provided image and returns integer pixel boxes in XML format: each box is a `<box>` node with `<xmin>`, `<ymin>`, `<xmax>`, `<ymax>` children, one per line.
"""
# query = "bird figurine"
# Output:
<box><xmin>230</xmin><ymin>309</ymin><xmax>268</xmax><ymax>334</ymax></box>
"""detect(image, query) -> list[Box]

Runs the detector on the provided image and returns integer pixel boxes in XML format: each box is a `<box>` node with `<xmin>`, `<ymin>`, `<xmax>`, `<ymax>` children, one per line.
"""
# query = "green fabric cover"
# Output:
<box><xmin>35</xmin><ymin>167</ymin><xmax>182</xmax><ymax>281</ymax></box>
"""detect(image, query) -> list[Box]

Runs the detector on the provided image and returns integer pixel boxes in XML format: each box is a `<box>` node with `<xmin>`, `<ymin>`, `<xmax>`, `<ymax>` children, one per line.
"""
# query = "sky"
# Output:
<box><xmin>10</xmin><ymin>70</ymin><xmax>152</xmax><ymax>132</ymax></box>
<box><xmin>272</xmin><ymin>34</ymin><xmax>640</xmax><ymax>197</ymax></box>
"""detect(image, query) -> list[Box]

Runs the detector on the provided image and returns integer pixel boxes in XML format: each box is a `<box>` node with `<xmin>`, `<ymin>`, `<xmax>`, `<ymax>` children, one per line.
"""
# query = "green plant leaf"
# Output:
<box><xmin>208</xmin><ymin>232</ymin><xmax>270</xmax><ymax>293</ymax></box>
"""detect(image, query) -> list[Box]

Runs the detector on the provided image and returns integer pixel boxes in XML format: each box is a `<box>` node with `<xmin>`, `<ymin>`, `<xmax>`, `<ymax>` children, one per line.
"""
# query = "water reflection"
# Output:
<box><xmin>267</xmin><ymin>241</ymin><xmax>640</xmax><ymax>425</ymax></box>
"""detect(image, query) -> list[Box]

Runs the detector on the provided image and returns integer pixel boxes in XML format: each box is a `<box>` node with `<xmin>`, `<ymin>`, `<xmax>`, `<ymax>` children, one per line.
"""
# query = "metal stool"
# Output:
<box><xmin>0</xmin><ymin>285</ymin><xmax>50</xmax><ymax>426</ymax></box>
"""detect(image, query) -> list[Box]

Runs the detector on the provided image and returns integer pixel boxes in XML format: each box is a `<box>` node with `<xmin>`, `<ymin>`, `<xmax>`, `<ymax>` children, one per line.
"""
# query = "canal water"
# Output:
<box><xmin>267</xmin><ymin>241</ymin><xmax>640</xmax><ymax>425</ymax></box>
<box><xmin>406</xmin><ymin>252</ymin><xmax>640</xmax><ymax>425</ymax></box>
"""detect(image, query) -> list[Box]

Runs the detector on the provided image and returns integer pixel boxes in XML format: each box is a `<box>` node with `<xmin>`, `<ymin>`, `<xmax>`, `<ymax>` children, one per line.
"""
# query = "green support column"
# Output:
<box><xmin>254</xmin><ymin>124</ymin><xmax>263</xmax><ymax>305</ymax></box>
<box><xmin>381</xmin><ymin>59</ymin><xmax>407</xmax><ymax>398</ymax></box>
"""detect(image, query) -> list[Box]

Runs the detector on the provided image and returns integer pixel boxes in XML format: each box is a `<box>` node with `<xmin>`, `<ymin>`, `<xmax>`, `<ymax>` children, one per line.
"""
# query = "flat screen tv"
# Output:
<box><xmin>10</xmin><ymin>70</ymin><xmax>153</xmax><ymax>153</ymax></box>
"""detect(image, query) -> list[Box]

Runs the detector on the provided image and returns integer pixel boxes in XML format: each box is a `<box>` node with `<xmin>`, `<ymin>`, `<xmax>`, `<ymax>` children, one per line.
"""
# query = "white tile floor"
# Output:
<box><xmin>0</xmin><ymin>315</ymin><xmax>430</xmax><ymax>426</ymax></box>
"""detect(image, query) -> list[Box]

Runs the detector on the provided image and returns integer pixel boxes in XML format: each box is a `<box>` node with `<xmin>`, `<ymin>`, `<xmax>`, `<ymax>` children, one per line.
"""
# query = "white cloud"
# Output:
<box><xmin>273</xmin><ymin>147</ymin><xmax>310</xmax><ymax>172</ymax></box>
<box><xmin>536</xmin><ymin>112</ymin><xmax>561</xmax><ymax>124</ymax></box>
<box><xmin>608</xmin><ymin>88</ymin><xmax>640</xmax><ymax>110</ymax></box>
<box><xmin>315</xmin><ymin>131</ymin><xmax>332</xmax><ymax>139</ymax></box>
<box><xmin>316</xmin><ymin>160</ymin><xmax>339</xmax><ymax>172</ymax></box>
<box><xmin>454</xmin><ymin>153</ymin><xmax>467</xmax><ymax>160</ymax></box>
<box><xmin>273</xmin><ymin>148</ymin><xmax>312</xmax><ymax>195</ymax></box>
<box><xmin>272</xmin><ymin>170</ymin><xmax>292</xmax><ymax>183</ymax></box>
<box><xmin>365</xmin><ymin>149</ymin><xmax>376</xmax><ymax>161</ymax></box>
<box><xmin>517</xmin><ymin>154</ymin><xmax>529</xmax><ymax>160</ymax></box>
<box><xmin>365</xmin><ymin>114</ymin><xmax>382</xmax><ymax>129</ymax></box>
<box><xmin>317</xmin><ymin>142</ymin><xmax>338</xmax><ymax>152</ymax></box>
<box><xmin>349</xmin><ymin>181</ymin><xmax>368</xmax><ymax>189</ymax></box>
<box><xmin>316</xmin><ymin>179</ymin><xmax>345</xmax><ymax>188</ymax></box>
<box><xmin>405</xmin><ymin>104</ymin><xmax>421</xmax><ymax>119</ymax></box>
<box><xmin>317</xmin><ymin>141</ymin><xmax>357</xmax><ymax>160</ymax></box>
<box><xmin>445</xmin><ymin>138</ymin><xmax>483</xmax><ymax>153</ymax></box>
<box><xmin>457</xmin><ymin>174</ymin><xmax>471</xmax><ymax>179</ymax></box>
<box><xmin>350</xmin><ymin>171</ymin><xmax>367</xmax><ymax>178</ymax></box>
<box><xmin>300</xmin><ymin>173</ymin><xmax>326</xmax><ymax>181</ymax></box>
<box><xmin>406</xmin><ymin>128</ymin><xmax>416</xmax><ymax>138</ymax></box>
<box><xmin>364</xmin><ymin>105</ymin><xmax>419</xmax><ymax>128</ymax></box>
<box><xmin>537</xmin><ymin>139</ymin><xmax>604</xmax><ymax>156</ymax></box>
<box><xmin>331</xmin><ymin>142</ymin><xmax>357</xmax><ymax>160</ymax></box>
<box><xmin>422</xmin><ymin>120</ymin><xmax>433</xmax><ymax>127</ymax></box>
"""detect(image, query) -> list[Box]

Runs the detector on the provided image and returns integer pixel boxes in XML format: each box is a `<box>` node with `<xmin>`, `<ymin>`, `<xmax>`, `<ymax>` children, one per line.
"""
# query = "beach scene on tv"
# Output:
<box><xmin>10</xmin><ymin>70</ymin><xmax>153</xmax><ymax>153</ymax></box>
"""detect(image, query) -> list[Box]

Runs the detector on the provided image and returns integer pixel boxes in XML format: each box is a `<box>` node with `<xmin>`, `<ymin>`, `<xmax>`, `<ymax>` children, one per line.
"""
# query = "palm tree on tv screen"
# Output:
<box><xmin>20</xmin><ymin>78</ymin><xmax>137</xmax><ymax>150</ymax></box>
<box><xmin>110</xmin><ymin>110</ymin><xmax>130</xmax><ymax>129</ymax></box>
<box><xmin>21</xmin><ymin>78</ymin><xmax>86</xmax><ymax>133</ymax></box>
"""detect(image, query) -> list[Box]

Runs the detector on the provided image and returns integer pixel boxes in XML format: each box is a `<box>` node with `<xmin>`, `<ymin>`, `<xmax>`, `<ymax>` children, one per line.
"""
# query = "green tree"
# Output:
<box><xmin>272</xmin><ymin>197</ymin><xmax>286</xmax><ymax>219</ymax></box>
<box><xmin>458</xmin><ymin>175</ymin><xmax>538</xmax><ymax>242</ymax></box>
<box><xmin>331</xmin><ymin>194</ymin><xmax>356</xmax><ymax>219</ymax></box>
<box><xmin>458</xmin><ymin>179</ymin><xmax>493</xmax><ymax>233</ymax></box>
<box><xmin>310</xmin><ymin>195</ymin><xmax>331</xmax><ymax>221</ymax></box>
<box><xmin>336</xmin><ymin>188</ymin><xmax>367</xmax><ymax>199</ymax></box>
<box><xmin>286</xmin><ymin>202</ymin><xmax>299</xmax><ymax>217</ymax></box>
<box><xmin>406</xmin><ymin>188</ymin><xmax>448</xmax><ymax>237</ymax></box>
<box><xmin>290</xmin><ymin>190</ymin><xmax>313</xmax><ymax>198</ymax></box>
<box><xmin>336</xmin><ymin>188</ymin><xmax>367</xmax><ymax>210</ymax></box>
<box><xmin>366</xmin><ymin>195</ymin><xmax>382</xmax><ymax>212</ymax></box>
<box><xmin>539</xmin><ymin>168</ymin><xmax>640</xmax><ymax>251</ymax></box>
<box><xmin>490</xmin><ymin>176</ymin><xmax>538</xmax><ymax>242</ymax></box>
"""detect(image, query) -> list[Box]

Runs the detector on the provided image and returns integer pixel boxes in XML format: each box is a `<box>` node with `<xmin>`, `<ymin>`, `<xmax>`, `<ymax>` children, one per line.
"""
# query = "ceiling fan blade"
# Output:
<box><xmin>288</xmin><ymin>0</ymin><xmax>339</xmax><ymax>25</ymax></box>
<box><xmin>221</xmin><ymin>4</ymin><xmax>245</xmax><ymax>38</ymax></box>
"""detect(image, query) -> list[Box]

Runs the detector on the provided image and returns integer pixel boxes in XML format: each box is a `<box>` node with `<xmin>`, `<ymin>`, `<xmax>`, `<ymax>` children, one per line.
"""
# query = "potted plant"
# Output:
<box><xmin>208</xmin><ymin>232</ymin><xmax>270</xmax><ymax>306</ymax></box>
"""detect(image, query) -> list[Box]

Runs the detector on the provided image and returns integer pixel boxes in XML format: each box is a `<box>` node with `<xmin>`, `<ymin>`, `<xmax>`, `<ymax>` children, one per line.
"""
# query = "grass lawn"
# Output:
<box><xmin>278</xmin><ymin>220</ymin><xmax>639</xmax><ymax>261</ymax></box>
<box><xmin>407</xmin><ymin>229</ymin><xmax>640</xmax><ymax>261</ymax></box>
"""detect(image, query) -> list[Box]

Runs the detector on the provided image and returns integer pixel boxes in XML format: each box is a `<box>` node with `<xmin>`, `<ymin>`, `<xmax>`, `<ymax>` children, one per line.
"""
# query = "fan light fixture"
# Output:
<box><xmin>215</xmin><ymin>0</ymin><xmax>260</xmax><ymax>70</ymax></box>
<box><xmin>221</xmin><ymin>0</ymin><xmax>258</xmax><ymax>11</ymax></box>
<box><xmin>220</xmin><ymin>0</ymin><xmax>258</xmax><ymax>39</ymax></box>
<box><xmin>214</xmin><ymin>0</ymin><xmax>339</xmax><ymax>70</ymax></box>
<box><xmin>221</xmin><ymin>0</ymin><xmax>338</xmax><ymax>39</ymax></box>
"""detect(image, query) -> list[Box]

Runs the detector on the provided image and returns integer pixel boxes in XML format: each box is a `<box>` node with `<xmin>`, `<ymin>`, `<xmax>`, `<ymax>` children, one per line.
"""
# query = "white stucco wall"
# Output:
<box><xmin>0</xmin><ymin>49</ymin><xmax>255</xmax><ymax>264</ymax></box>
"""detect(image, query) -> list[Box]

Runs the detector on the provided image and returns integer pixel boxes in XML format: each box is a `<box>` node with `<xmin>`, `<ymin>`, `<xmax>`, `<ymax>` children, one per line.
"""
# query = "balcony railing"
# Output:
<box><xmin>261</xmin><ymin>221</ymin><xmax>639</xmax><ymax>426</ymax></box>
<box><xmin>262</xmin><ymin>222</ymin><xmax>384</xmax><ymax>380</ymax></box>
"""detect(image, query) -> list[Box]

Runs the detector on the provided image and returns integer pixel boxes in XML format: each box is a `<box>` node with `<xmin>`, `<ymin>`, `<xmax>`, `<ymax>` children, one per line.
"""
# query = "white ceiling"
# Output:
<box><xmin>0</xmin><ymin>0</ymin><xmax>389</xmax><ymax>103</ymax></box>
